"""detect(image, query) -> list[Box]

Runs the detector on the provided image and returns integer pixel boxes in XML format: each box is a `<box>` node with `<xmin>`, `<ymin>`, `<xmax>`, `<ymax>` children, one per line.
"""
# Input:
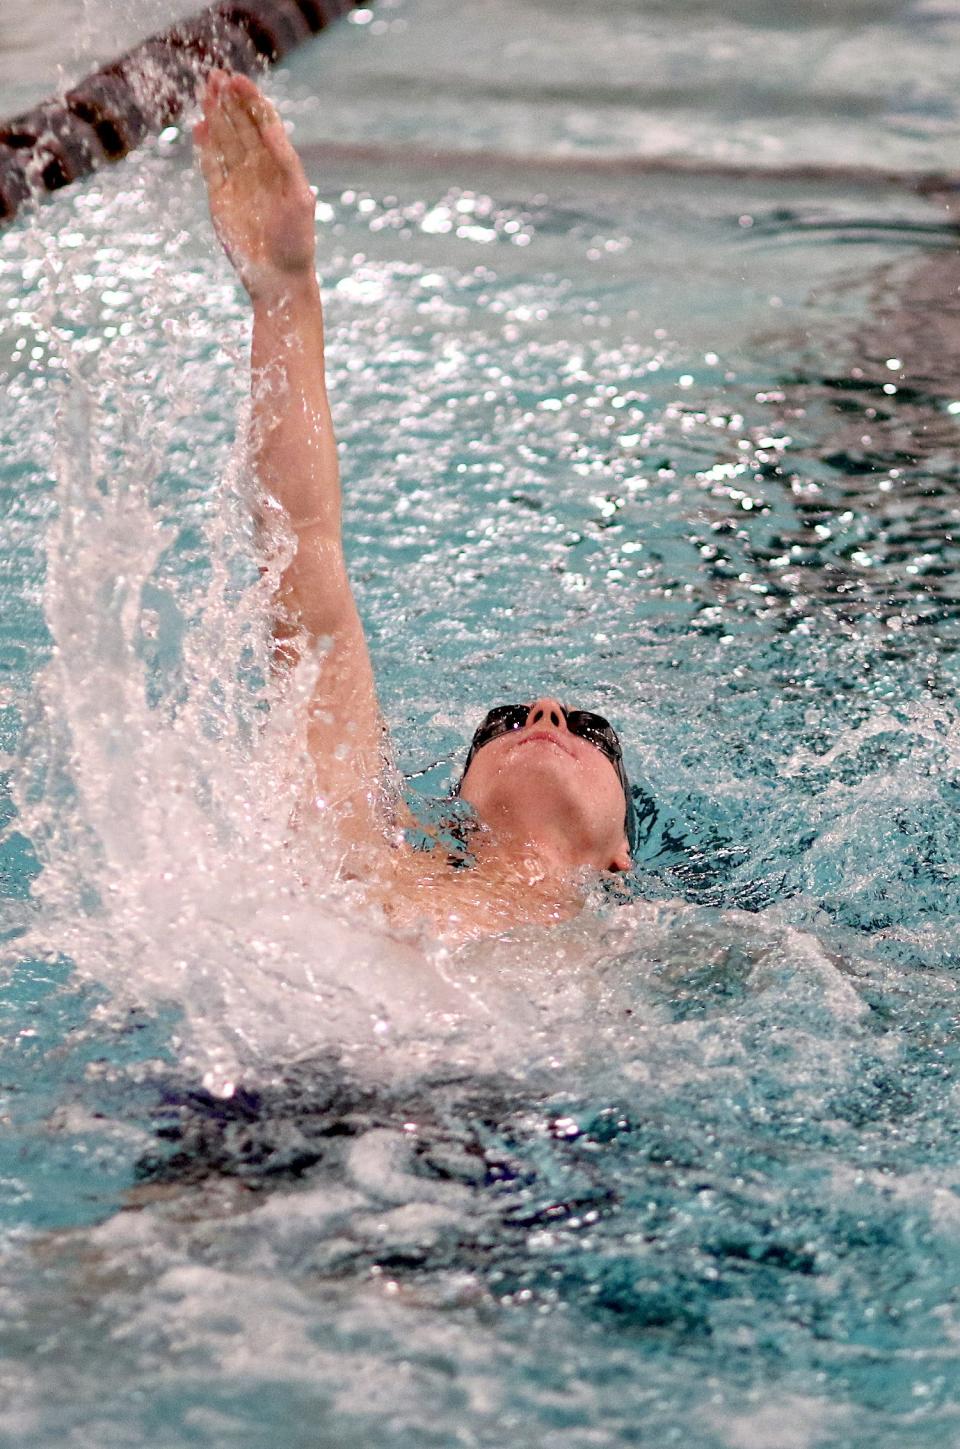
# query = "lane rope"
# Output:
<box><xmin>0</xmin><ymin>0</ymin><xmax>358</xmax><ymax>228</ymax></box>
<box><xmin>2</xmin><ymin>1</ymin><xmax>956</xmax><ymax>230</ymax></box>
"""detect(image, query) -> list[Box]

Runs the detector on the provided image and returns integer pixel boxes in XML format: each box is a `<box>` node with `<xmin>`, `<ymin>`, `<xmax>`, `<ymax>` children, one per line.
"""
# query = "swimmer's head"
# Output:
<box><xmin>455</xmin><ymin>698</ymin><xmax>635</xmax><ymax>873</ymax></box>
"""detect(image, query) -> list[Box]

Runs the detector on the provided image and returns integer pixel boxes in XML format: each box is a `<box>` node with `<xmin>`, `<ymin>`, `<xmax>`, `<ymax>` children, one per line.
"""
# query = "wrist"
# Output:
<box><xmin>249</xmin><ymin>266</ymin><xmax>320</xmax><ymax>312</ymax></box>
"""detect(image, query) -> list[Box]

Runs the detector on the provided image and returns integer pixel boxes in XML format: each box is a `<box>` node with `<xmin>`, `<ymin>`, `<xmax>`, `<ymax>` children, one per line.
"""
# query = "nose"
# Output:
<box><xmin>525</xmin><ymin>698</ymin><xmax>568</xmax><ymax>731</ymax></box>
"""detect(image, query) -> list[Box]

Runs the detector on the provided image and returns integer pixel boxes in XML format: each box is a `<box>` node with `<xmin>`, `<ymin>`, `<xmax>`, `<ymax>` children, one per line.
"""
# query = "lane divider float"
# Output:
<box><xmin>3</xmin><ymin>3</ymin><xmax>956</xmax><ymax>230</ymax></box>
<box><xmin>0</xmin><ymin>0</ymin><xmax>358</xmax><ymax>228</ymax></box>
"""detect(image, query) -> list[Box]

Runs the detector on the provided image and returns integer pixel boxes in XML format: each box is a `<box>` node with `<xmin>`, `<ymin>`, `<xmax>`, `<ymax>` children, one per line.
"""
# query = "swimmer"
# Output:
<box><xmin>194</xmin><ymin>71</ymin><xmax>636</xmax><ymax>938</ymax></box>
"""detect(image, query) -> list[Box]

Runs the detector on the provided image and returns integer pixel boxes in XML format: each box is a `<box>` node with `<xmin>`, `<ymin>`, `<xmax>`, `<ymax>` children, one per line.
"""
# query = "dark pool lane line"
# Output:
<box><xmin>295</xmin><ymin>136</ymin><xmax>960</xmax><ymax>202</ymax></box>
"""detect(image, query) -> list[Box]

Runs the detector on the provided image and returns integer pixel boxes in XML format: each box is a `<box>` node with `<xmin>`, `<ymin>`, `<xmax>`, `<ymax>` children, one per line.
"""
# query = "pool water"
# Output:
<box><xmin>3</xmin><ymin>1</ymin><xmax>960</xmax><ymax>1445</ymax></box>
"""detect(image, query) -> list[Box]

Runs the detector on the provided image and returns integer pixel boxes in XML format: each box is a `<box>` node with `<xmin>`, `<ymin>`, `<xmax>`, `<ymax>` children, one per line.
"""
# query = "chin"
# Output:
<box><xmin>462</xmin><ymin>755</ymin><xmax>624</xmax><ymax>853</ymax></box>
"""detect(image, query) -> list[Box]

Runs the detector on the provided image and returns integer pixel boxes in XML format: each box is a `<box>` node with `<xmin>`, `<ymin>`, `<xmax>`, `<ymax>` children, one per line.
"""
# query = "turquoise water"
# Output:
<box><xmin>4</xmin><ymin>1</ymin><xmax>960</xmax><ymax>1445</ymax></box>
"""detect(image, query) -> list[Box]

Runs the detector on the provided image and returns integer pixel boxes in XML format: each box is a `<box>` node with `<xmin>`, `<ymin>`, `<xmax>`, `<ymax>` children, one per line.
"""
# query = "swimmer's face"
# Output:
<box><xmin>458</xmin><ymin>697</ymin><xmax>632</xmax><ymax>872</ymax></box>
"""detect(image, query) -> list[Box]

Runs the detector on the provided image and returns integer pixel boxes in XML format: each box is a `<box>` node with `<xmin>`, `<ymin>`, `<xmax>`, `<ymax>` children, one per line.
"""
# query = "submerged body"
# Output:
<box><xmin>193</xmin><ymin>73</ymin><xmax>633</xmax><ymax>940</ymax></box>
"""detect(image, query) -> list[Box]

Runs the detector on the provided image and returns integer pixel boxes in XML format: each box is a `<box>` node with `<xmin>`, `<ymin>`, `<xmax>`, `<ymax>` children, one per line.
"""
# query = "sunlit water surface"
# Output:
<box><xmin>3</xmin><ymin>2</ymin><xmax>960</xmax><ymax>1446</ymax></box>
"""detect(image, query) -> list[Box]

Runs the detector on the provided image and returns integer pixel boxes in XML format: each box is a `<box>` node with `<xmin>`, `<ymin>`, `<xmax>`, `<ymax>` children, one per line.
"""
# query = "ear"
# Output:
<box><xmin>608</xmin><ymin>837</ymin><xmax>632</xmax><ymax>873</ymax></box>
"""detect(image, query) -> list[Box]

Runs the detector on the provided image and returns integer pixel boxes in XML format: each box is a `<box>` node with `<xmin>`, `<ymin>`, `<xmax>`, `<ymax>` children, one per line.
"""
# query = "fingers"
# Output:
<box><xmin>195</xmin><ymin>70</ymin><xmax>248</xmax><ymax>174</ymax></box>
<box><xmin>231</xmin><ymin>72</ymin><xmax>280</xmax><ymax>134</ymax></box>
<box><xmin>194</xmin><ymin>70</ymin><xmax>307</xmax><ymax>201</ymax></box>
<box><xmin>226</xmin><ymin>73</ymin><xmax>303</xmax><ymax>185</ymax></box>
<box><xmin>193</xmin><ymin>112</ymin><xmax>226</xmax><ymax>191</ymax></box>
<box><xmin>209</xmin><ymin>92</ymin><xmax>245</xmax><ymax>171</ymax></box>
<box><xmin>202</xmin><ymin>70</ymin><xmax>275</xmax><ymax>140</ymax></box>
<box><xmin>197</xmin><ymin>71</ymin><xmax>286</xmax><ymax>173</ymax></box>
<box><xmin>260</xmin><ymin>123</ymin><xmax>304</xmax><ymax>187</ymax></box>
<box><xmin>222</xmin><ymin>80</ymin><xmax>262</xmax><ymax>155</ymax></box>
<box><xmin>199</xmin><ymin>67</ymin><xmax>228</xmax><ymax>126</ymax></box>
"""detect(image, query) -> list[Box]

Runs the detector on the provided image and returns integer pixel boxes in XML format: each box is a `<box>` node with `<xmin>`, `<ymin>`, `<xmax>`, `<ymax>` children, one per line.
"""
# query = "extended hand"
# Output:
<box><xmin>194</xmin><ymin>71</ymin><xmax>317</xmax><ymax>301</ymax></box>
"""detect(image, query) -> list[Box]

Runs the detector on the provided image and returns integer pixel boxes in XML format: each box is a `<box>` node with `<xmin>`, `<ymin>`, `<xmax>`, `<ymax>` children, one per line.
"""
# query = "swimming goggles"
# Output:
<box><xmin>457</xmin><ymin>702</ymin><xmax>638</xmax><ymax>856</ymax></box>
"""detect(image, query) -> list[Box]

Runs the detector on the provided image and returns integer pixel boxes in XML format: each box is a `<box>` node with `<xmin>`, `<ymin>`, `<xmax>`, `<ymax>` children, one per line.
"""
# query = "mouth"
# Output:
<box><xmin>511</xmin><ymin>730</ymin><xmax>577</xmax><ymax>760</ymax></box>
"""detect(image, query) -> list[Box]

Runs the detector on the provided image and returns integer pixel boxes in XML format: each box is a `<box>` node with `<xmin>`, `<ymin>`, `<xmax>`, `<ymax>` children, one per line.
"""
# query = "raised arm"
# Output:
<box><xmin>194</xmin><ymin>72</ymin><xmax>386</xmax><ymax>851</ymax></box>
